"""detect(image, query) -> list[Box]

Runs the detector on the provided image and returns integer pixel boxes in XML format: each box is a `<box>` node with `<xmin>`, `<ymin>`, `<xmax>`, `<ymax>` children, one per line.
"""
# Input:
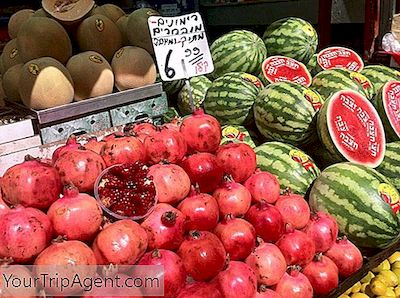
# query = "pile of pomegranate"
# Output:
<box><xmin>0</xmin><ymin>109</ymin><xmax>364</xmax><ymax>297</ymax></box>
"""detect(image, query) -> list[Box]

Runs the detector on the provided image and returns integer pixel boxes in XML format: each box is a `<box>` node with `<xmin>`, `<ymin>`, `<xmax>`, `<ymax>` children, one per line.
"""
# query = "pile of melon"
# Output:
<box><xmin>0</xmin><ymin>2</ymin><xmax>159</xmax><ymax>110</ymax></box>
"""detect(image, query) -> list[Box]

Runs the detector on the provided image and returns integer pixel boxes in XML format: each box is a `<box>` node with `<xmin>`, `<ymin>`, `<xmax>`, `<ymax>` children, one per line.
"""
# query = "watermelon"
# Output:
<box><xmin>255</xmin><ymin>141</ymin><xmax>321</xmax><ymax>195</ymax></box>
<box><xmin>312</xmin><ymin>68</ymin><xmax>374</xmax><ymax>100</ymax></box>
<box><xmin>305</xmin><ymin>53</ymin><xmax>322</xmax><ymax>77</ymax></box>
<box><xmin>317</xmin><ymin>46</ymin><xmax>364</xmax><ymax>72</ymax></box>
<box><xmin>361</xmin><ymin>64</ymin><xmax>400</xmax><ymax>97</ymax></box>
<box><xmin>309</xmin><ymin>162</ymin><xmax>400</xmax><ymax>248</ymax></box>
<box><xmin>221</xmin><ymin>125</ymin><xmax>256</xmax><ymax>148</ymax></box>
<box><xmin>373</xmin><ymin>81</ymin><xmax>400</xmax><ymax>142</ymax></box>
<box><xmin>210</xmin><ymin>30</ymin><xmax>267</xmax><ymax>79</ymax></box>
<box><xmin>317</xmin><ymin>90</ymin><xmax>386</xmax><ymax>168</ymax></box>
<box><xmin>162</xmin><ymin>107</ymin><xmax>180</xmax><ymax>123</ymax></box>
<box><xmin>254</xmin><ymin>81</ymin><xmax>323</xmax><ymax>147</ymax></box>
<box><xmin>204</xmin><ymin>72</ymin><xmax>264</xmax><ymax>125</ymax></box>
<box><xmin>162</xmin><ymin>79</ymin><xmax>185</xmax><ymax>96</ymax></box>
<box><xmin>177</xmin><ymin>76</ymin><xmax>212</xmax><ymax>115</ymax></box>
<box><xmin>263</xmin><ymin>17</ymin><xmax>318</xmax><ymax>64</ymax></box>
<box><xmin>376</xmin><ymin>142</ymin><xmax>400</xmax><ymax>191</ymax></box>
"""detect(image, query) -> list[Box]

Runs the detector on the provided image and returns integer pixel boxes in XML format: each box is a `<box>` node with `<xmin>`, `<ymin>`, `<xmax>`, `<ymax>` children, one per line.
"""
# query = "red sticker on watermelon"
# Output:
<box><xmin>327</xmin><ymin>90</ymin><xmax>385</xmax><ymax>168</ymax></box>
<box><xmin>317</xmin><ymin>46</ymin><xmax>364</xmax><ymax>72</ymax></box>
<box><xmin>262</xmin><ymin>56</ymin><xmax>312</xmax><ymax>87</ymax></box>
<box><xmin>382</xmin><ymin>81</ymin><xmax>400</xmax><ymax>138</ymax></box>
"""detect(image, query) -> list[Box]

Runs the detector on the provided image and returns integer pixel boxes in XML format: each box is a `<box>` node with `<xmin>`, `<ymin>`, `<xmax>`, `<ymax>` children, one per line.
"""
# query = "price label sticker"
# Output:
<box><xmin>148</xmin><ymin>12</ymin><xmax>214</xmax><ymax>81</ymax></box>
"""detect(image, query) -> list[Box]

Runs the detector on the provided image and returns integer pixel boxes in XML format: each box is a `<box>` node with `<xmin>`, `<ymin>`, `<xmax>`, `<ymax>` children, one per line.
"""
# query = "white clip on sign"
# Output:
<box><xmin>148</xmin><ymin>12</ymin><xmax>214</xmax><ymax>82</ymax></box>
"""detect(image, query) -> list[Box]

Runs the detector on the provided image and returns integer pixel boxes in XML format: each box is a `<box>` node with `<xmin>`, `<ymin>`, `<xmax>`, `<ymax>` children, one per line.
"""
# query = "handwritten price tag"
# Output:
<box><xmin>148</xmin><ymin>12</ymin><xmax>214</xmax><ymax>81</ymax></box>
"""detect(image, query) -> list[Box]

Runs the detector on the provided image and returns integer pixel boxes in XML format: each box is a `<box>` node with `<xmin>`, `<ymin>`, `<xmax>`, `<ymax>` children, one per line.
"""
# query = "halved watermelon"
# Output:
<box><xmin>317</xmin><ymin>90</ymin><xmax>386</xmax><ymax>168</ymax></box>
<box><xmin>317</xmin><ymin>46</ymin><xmax>364</xmax><ymax>72</ymax></box>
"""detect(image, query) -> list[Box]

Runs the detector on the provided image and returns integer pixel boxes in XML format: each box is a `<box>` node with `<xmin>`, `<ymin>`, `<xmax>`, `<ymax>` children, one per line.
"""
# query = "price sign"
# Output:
<box><xmin>148</xmin><ymin>12</ymin><xmax>214</xmax><ymax>81</ymax></box>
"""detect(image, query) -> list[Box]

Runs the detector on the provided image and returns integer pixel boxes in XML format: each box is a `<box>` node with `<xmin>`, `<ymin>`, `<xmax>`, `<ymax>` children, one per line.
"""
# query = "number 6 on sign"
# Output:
<box><xmin>148</xmin><ymin>12</ymin><xmax>214</xmax><ymax>81</ymax></box>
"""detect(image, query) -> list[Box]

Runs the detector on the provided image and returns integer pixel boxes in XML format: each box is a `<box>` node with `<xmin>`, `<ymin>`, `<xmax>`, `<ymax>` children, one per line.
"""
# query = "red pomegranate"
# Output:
<box><xmin>52</xmin><ymin>135</ymin><xmax>80</xmax><ymax>164</ymax></box>
<box><xmin>275</xmin><ymin>191</ymin><xmax>310</xmax><ymax>229</ymax></box>
<box><xmin>255</xmin><ymin>287</ymin><xmax>282</xmax><ymax>298</ymax></box>
<box><xmin>84</xmin><ymin>136</ymin><xmax>106</xmax><ymax>155</ymax></box>
<box><xmin>244</xmin><ymin>169</ymin><xmax>280</xmax><ymax>204</ymax></box>
<box><xmin>0</xmin><ymin>155</ymin><xmax>62</xmax><ymax>210</ymax></box>
<box><xmin>0</xmin><ymin>263</ymin><xmax>37</xmax><ymax>298</ymax></box>
<box><xmin>177</xmin><ymin>282</ymin><xmax>222</xmax><ymax>298</ymax></box>
<box><xmin>47</xmin><ymin>185</ymin><xmax>103</xmax><ymax>242</ymax></box>
<box><xmin>0</xmin><ymin>193</ymin><xmax>10</xmax><ymax>216</ymax></box>
<box><xmin>125</xmin><ymin>122</ymin><xmax>157</xmax><ymax>142</ymax></box>
<box><xmin>180</xmin><ymin>108</ymin><xmax>221</xmax><ymax>153</ymax></box>
<box><xmin>274</xmin><ymin>267</ymin><xmax>313</xmax><ymax>298</ymax></box>
<box><xmin>100</xmin><ymin>135</ymin><xmax>146</xmax><ymax>167</ymax></box>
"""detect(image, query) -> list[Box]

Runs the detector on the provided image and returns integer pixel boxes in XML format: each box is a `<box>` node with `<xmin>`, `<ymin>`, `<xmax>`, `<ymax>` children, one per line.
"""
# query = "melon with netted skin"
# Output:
<box><xmin>111</xmin><ymin>46</ymin><xmax>157</xmax><ymax>91</ymax></box>
<box><xmin>77</xmin><ymin>14</ymin><xmax>122</xmax><ymax>62</ymax></box>
<box><xmin>19</xmin><ymin>57</ymin><xmax>74</xmax><ymax>110</ymax></box>
<box><xmin>32</xmin><ymin>8</ymin><xmax>49</xmax><ymax>18</ymax></box>
<box><xmin>101</xmin><ymin>4</ymin><xmax>125</xmax><ymax>23</ymax></box>
<box><xmin>2</xmin><ymin>39</ymin><xmax>22</xmax><ymax>73</ymax></box>
<box><xmin>67</xmin><ymin>51</ymin><xmax>114</xmax><ymax>101</ymax></box>
<box><xmin>2</xmin><ymin>63</ymin><xmax>23</xmax><ymax>102</ymax></box>
<box><xmin>8</xmin><ymin>9</ymin><xmax>34</xmax><ymax>39</ymax></box>
<box><xmin>17</xmin><ymin>17</ymin><xmax>72</xmax><ymax>64</ymax></box>
<box><xmin>126</xmin><ymin>8</ymin><xmax>160</xmax><ymax>55</ymax></box>
<box><xmin>116</xmin><ymin>15</ymin><xmax>129</xmax><ymax>45</ymax></box>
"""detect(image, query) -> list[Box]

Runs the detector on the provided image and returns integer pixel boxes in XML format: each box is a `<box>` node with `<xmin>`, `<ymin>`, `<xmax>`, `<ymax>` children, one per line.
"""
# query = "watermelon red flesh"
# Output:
<box><xmin>381</xmin><ymin>81</ymin><xmax>400</xmax><ymax>140</ymax></box>
<box><xmin>317</xmin><ymin>46</ymin><xmax>364</xmax><ymax>72</ymax></box>
<box><xmin>325</xmin><ymin>90</ymin><xmax>385</xmax><ymax>167</ymax></box>
<box><xmin>261</xmin><ymin>56</ymin><xmax>312</xmax><ymax>87</ymax></box>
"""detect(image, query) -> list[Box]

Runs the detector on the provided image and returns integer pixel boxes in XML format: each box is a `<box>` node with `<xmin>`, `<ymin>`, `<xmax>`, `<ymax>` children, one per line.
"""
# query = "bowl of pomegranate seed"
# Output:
<box><xmin>94</xmin><ymin>161</ymin><xmax>158</xmax><ymax>221</ymax></box>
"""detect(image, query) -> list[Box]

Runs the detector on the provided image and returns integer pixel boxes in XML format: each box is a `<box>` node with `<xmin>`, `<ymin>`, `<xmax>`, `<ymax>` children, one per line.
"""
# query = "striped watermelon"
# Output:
<box><xmin>305</xmin><ymin>53</ymin><xmax>322</xmax><ymax>77</ymax></box>
<box><xmin>317</xmin><ymin>90</ymin><xmax>386</xmax><ymax>168</ymax></box>
<box><xmin>210</xmin><ymin>30</ymin><xmax>267</xmax><ymax>79</ymax></box>
<box><xmin>162</xmin><ymin>107</ymin><xmax>180</xmax><ymax>123</ymax></box>
<box><xmin>204</xmin><ymin>72</ymin><xmax>264</xmax><ymax>125</ymax></box>
<box><xmin>162</xmin><ymin>79</ymin><xmax>185</xmax><ymax>96</ymax></box>
<box><xmin>263</xmin><ymin>17</ymin><xmax>318</xmax><ymax>64</ymax></box>
<box><xmin>376</xmin><ymin>142</ymin><xmax>400</xmax><ymax>191</ymax></box>
<box><xmin>309</xmin><ymin>162</ymin><xmax>400</xmax><ymax>248</ymax></box>
<box><xmin>177</xmin><ymin>76</ymin><xmax>212</xmax><ymax>115</ymax></box>
<box><xmin>221</xmin><ymin>125</ymin><xmax>256</xmax><ymax>148</ymax></box>
<box><xmin>361</xmin><ymin>64</ymin><xmax>400</xmax><ymax>97</ymax></box>
<box><xmin>254</xmin><ymin>81</ymin><xmax>323</xmax><ymax>147</ymax></box>
<box><xmin>373</xmin><ymin>81</ymin><xmax>400</xmax><ymax>142</ymax></box>
<box><xmin>255</xmin><ymin>141</ymin><xmax>321</xmax><ymax>195</ymax></box>
<box><xmin>312</xmin><ymin>68</ymin><xmax>374</xmax><ymax>100</ymax></box>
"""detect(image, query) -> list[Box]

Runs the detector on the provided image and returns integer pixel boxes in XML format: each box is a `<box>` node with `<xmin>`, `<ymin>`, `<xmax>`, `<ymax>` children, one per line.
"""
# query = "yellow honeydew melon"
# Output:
<box><xmin>2</xmin><ymin>63</ymin><xmax>23</xmax><ymax>102</ymax></box>
<box><xmin>1</xmin><ymin>39</ymin><xmax>22</xmax><ymax>73</ymax></box>
<box><xmin>8</xmin><ymin>9</ymin><xmax>34</xmax><ymax>39</ymax></box>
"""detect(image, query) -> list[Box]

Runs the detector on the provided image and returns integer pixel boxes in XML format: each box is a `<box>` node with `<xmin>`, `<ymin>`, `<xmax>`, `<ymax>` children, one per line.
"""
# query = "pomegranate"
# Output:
<box><xmin>84</xmin><ymin>136</ymin><xmax>106</xmax><ymax>155</ymax></box>
<box><xmin>212</xmin><ymin>261</ymin><xmax>257</xmax><ymax>298</ymax></box>
<box><xmin>177</xmin><ymin>282</ymin><xmax>222</xmax><ymax>298</ymax></box>
<box><xmin>177</xmin><ymin>187</ymin><xmax>219</xmax><ymax>231</ymax></box>
<box><xmin>148</xmin><ymin>164</ymin><xmax>191</xmax><ymax>205</ymax></box>
<box><xmin>54</xmin><ymin>147</ymin><xmax>106</xmax><ymax>193</ymax></box>
<box><xmin>47</xmin><ymin>184</ymin><xmax>103</xmax><ymax>242</ymax></box>
<box><xmin>52</xmin><ymin>135</ymin><xmax>81</xmax><ymax>165</ymax></box>
<box><xmin>276</xmin><ymin>225</ymin><xmax>316</xmax><ymax>266</ymax></box>
<box><xmin>213</xmin><ymin>179</ymin><xmax>252</xmax><ymax>217</ymax></box>
<box><xmin>137</xmin><ymin>249</ymin><xmax>186</xmax><ymax>298</ymax></box>
<box><xmin>178</xmin><ymin>231</ymin><xmax>226</xmax><ymax>281</ymax></box>
<box><xmin>141</xmin><ymin>203</ymin><xmax>185</xmax><ymax>251</ymax></box>
<box><xmin>144</xmin><ymin>127</ymin><xmax>187</xmax><ymax>164</ymax></box>
<box><xmin>0</xmin><ymin>194</ymin><xmax>10</xmax><ymax>216</ymax></box>
<box><xmin>34</xmin><ymin>240</ymin><xmax>97</xmax><ymax>296</ymax></box>
<box><xmin>0</xmin><ymin>155</ymin><xmax>62</xmax><ymax>209</ymax></box>
<box><xmin>180</xmin><ymin>108</ymin><xmax>221</xmax><ymax>153</ymax></box>
<box><xmin>245</xmin><ymin>201</ymin><xmax>284</xmax><ymax>243</ymax></box>
<box><xmin>92</xmin><ymin>219</ymin><xmax>148</xmax><ymax>265</ymax></box>
<box><xmin>245</xmin><ymin>242</ymin><xmax>286</xmax><ymax>286</ymax></box>
<box><xmin>302</xmin><ymin>254</ymin><xmax>339</xmax><ymax>295</ymax></box>
<box><xmin>180</xmin><ymin>152</ymin><xmax>224</xmax><ymax>193</ymax></box>
<box><xmin>275</xmin><ymin>191</ymin><xmax>310</xmax><ymax>229</ymax></box>
<box><xmin>100</xmin><ymin>135</ymin><xmax>146</xmax><ymax>167</ymax></box>
<box><xmin>255</xmin><ymin>286</ymin><xmax>282</xmax><ymax>298</ymax></box>
<box><xmin>325</xmin><ymin>236</ymin><xmax>363</xmax><ymax>278</ymax></box>
<box><xmin>274</xmin><ymin>267</ymin><xmax>313</xmax><ymax>298</ymax></box>
<box><xmin>97</xmin><ymin>162</ymin><xmax>156</xmax><ymax>218</ymax></box>
<box><xmin>216</xmin><ymin>143</ymin><xmax>257</xmax><ymax>183</ymax></box>
<box><xmin>244</xmin><ymin>169</ymin><xmax>280</xmax><ymax>204</ymax></box>
<box><xmin>162</xmin><ymin>118</ymin><xmax>181</xmax><ymax>132</ymax></box>
<box><xmin>0</xmin><ymin>263</ymin><xmax>37</xmax><ymax>298</ymax></box>
<box><xmin>0</xmin><ymin>206</ymin><xmax>52</xmax><ymax>263</ymax></box>
<box><xmin>303</xmin><ymin>211</ymin><xmax>339</xmax><ymax>253</ymax></box>
<box><xmin>125</xmin><ymin>121</ymin><xmax>157</xmax><ymax>142</ymax></box>
<box><xmin>213</xmin><ymin>215</ymin><xmax>256</xmax><ymax>261</ymax></box>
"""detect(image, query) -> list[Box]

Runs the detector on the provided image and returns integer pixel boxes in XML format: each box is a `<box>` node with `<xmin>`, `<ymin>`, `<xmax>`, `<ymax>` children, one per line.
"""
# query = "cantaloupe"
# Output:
<box><xmin>66</xmin><ymin>51</ymin><xmax>114</xmax><ymax>101</ymax></box>
<box><xmin>8</xmin><ymin>9</ymin><xmax>34</xmax><ymax>39</ymax></box>
<box><xmin>17</xmin><ymin>17</ymin><xmax>72</xmax><ymax>64</ymax></box>
<box><xmin>101</xmin><ymin>4</ymin><xmax>125</xmax><ymax>23</ymax></box>
<box><xmin>0</xmin><ymin>78</ymin><xmax>6</xmax><ymax>106</ymax></box>
<box><xmin>19</xmin><ymin>57</ymin><xmax>74</xmax><ymax>110</ymax></box>
<box><xmin>116</xmin><ymin>15</ymin><xmax>129</xmax><ymax>45</ymax></box>
<box><xmin>32</xmin><ymin>9</ymin><xmax>49</xmax><ymax>18</ymax></box>
<box><xmin>0</xmin><ymin>54</ymin><xmax>5</xmax><ymax>75</ymax></box>
<box><xmin>111</xmin><ymin>46</ymin><xmax>156</xmax><ymax>91</ymax></box>
<box><xmin>2</xmin><ymin>63</ymin><xmax>23</xmax><ymax>102</ymax></box>
<box><xmin>77</xmin><ymin>14</ymin><xmax>122</xmax><ymax>61</ymax></box>
<box><xmin>42</xmin><ymin>0</ymin><xmax>94</xmax><ymax>22</ymax></box>
<box><xmin>1</xmin><ymin>39</ymin><xmax>22</xmax><ymax>73</ymax></box>
<box><xmin>126</xmin><ymin>8</ymin><xmax>160</xmax><ymax>55</ymax></box>
<box><xmin>88</xmin><ymin>5</ymin><xmax>107</xmax><ymax>17</ymax></box>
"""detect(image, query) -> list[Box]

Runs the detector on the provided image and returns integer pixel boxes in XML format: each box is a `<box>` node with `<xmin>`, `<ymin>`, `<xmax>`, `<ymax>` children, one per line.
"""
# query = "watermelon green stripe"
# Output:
<box><xmin>177</xmin><ymin>76</ymin><xmax>212</xmax><ymax>115</ymax></box>
<box><xmin>361</xmin><ymin>65</ymin><xmax>400</xmax><ymax>97</ymax></box>
<box><xmin>376</xmin><ymin>142</ymin><xmax>400</xmax><ymax>190</ymax></box>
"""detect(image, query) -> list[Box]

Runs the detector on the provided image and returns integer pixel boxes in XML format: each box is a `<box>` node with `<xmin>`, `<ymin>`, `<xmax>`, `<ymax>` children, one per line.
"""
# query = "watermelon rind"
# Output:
<box><xmin>309</xmin><ymin>162</ymin><xmax>400</xmax><ymax>249</ymax></box>
<box><xmin>255</xmin><ymin>141</ymin><xmax>321</xmax><ymax>195</ymax></box>
<box><xmin>361</xmin><ymin>64</ymin><xmax>400</xmax><ymax>97</ymax></box>
<box><xmin>306</xmin><ymin>53</ymin><xmax>322</xmax><ymax>77</ymax></box>
<box><xmin>376</xmin><ymin>141</ymin><xmax>400</xmax><ymax>191</ymax></box>
<box><xmin>220</xmin><ymin>125</ymin><xmax>256</xmax><ymax>148</ymax></box>
<box><xmin>263</xmin><ymin>17</ymin><xmax>318</xmax><ymax>64</ymax></box>
<box><xmin>177</xmin><ymin>76</ymin><xmax>212</xmax><ymax>116</ymax></box>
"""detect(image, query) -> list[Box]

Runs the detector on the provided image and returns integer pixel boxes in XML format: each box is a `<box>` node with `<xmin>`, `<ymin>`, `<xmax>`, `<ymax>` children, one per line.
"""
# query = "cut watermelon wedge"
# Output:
<box><xmin>318</xmin><ymin>90</ymin><xmax>386</xmax><ymax>168</ymax></box>
<box><xmin>261</xmin><ymin>55</ymin><xmax>312</xmax><ymax>87</ymax></box>
<box><xmin>317</xmin><ymin>46</ymin><xmax>364</xmax><ymax>72</ymax></box>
